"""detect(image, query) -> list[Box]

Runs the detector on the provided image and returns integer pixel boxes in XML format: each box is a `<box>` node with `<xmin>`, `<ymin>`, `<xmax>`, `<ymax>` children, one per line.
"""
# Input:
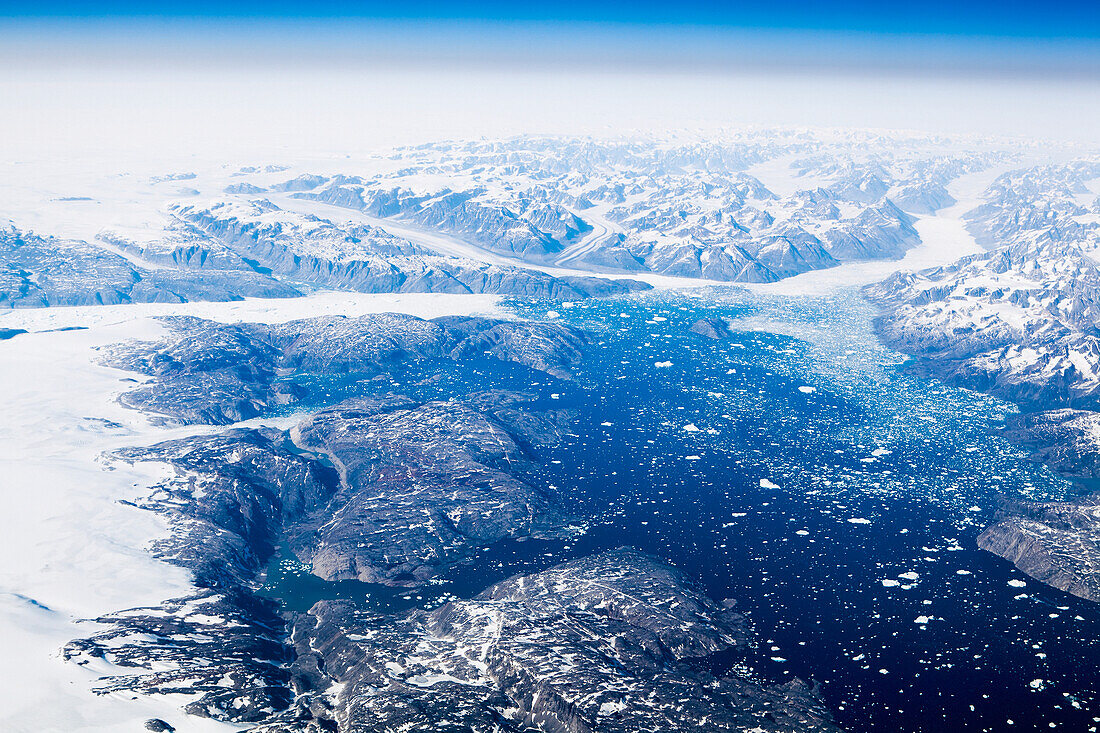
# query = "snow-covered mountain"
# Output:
<box><xmin>867</xmin><ymin>235</ymin><xmax>1100</xmax><ymax>408</ymax></box>
<box><xmin>290</xmin><ymin>135</ymin><xmax>997</xmax><ymax>282</ymax></box>
<box><xmin>0</xmin><ymin>131</ymin><xmax>1011</xmax><ymax>308</ymax></box>
<box><xmin>0</xmin><ymin>226</ymin><xmax>303</xmax><ymax>307</ymax></box>
<box><xmin>7</xmin><ymin>127</ymin><xmax>1098</xmax><ymax>733</ymax></box>
<box><xmin>868</xmin><ymin>158</ymin><xmax>1100</xmax><ymax>409</ymax></box>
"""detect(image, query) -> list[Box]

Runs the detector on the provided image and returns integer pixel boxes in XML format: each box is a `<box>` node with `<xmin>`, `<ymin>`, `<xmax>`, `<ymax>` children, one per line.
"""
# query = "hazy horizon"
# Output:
<box><xmin>2</xmin><ymin>15</ymin><xmax>1099</xmax><ymax>165</ymax></box>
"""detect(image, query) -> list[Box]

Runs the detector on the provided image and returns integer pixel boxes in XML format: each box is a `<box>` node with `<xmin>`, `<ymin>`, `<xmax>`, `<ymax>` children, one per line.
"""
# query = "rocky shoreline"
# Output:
<box><xmin>65</xmin><ymin>311</ymin><xmax>840</xmax><ymax>731</ymax></box>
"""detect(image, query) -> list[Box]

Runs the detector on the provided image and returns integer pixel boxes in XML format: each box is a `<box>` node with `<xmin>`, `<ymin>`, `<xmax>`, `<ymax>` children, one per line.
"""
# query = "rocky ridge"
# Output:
<box><xmin>253</xmin><ymin>549</ymin><xmax>840</xmax><ymax>733</ymax></box>
<box><xmin>1</xmin><ymin>226</ymin><xmax>302</xmax><ymax>307</ymax></box>
<box><xmin>101</xmin><ymin>312</ymin><xmax>587</xmax><ymax>425</ymax></box>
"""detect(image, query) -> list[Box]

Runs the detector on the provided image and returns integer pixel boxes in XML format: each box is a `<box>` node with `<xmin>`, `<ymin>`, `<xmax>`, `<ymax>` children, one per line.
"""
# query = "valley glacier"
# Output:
<box><xmin>6</xmin><ymin>129</ymin><xmax>1100</xmax><ymax>732</ymax></box>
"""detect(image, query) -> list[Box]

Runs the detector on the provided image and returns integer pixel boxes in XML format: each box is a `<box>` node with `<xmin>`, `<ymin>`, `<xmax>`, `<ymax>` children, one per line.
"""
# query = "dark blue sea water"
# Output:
<box><xmin>264</xmin><ymin>287</ymin><xmax>1100</xmax><ymax>732</ymax></box>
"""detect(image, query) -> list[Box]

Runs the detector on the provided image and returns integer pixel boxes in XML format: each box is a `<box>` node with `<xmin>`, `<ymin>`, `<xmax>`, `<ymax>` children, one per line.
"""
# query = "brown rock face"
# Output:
<box><xmin>689</xmin><ymin>317</ymin><xmax>736</xmax><ymax>340</ymax></box>
<box><xmin>977</xmin><ymin>496</ymin><xmax>1100</xmax><ymax>602</ymax></box>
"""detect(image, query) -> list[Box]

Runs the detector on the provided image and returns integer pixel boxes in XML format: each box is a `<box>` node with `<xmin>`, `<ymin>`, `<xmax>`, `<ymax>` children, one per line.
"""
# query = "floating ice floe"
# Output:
<box><xmin>682</xmin><ymin>423</ymin><xmax>700</xmax><ymax>432</ymax></box>
<box><xmin>848</xmin><ymin>517</ymin><xmax>872</xmax><ymax>524</ymax></box>
<box><xmin>1008</xmin><ymin>579</ymin><xmax>1027</xmax><ymax>588</ymax></box>
<box><xmin>759</xmin><ymin>478</ymin><xmax>781</xmax><ymax>489</ymax></box>
<box><xmin>598</xmin><ymin>700</ymin><xmax>626</xmax><ymax>716</ymax></box>
<box><xmin>898</xmin><ymin>571</ymin><xmax>920</xmax><ymax>581</ymax></box>
<box><xmin>655</xmin><ymin>361</ymin><xmax>673</xmax><ymax>368</ymax></box>
<box><xmin>798</xmin><ymin>386</ymin><xmax>816</xmax><ymax>394</ymax></box>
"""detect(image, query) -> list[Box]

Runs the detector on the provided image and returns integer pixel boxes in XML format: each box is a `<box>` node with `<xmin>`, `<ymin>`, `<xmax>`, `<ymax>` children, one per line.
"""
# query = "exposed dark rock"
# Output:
<box><xmin>114</xmin><ymin>387</ymin><xmax>572</xmax><ymax>591</ymax></box>
<box><xmin>64</xmin><ymin>288</ymin><xmax>844</xmax><ymax>731</ymax></box>
<box><xmin>289</xmin><ymin>396</ymin><xmax>572</xmax><ymax>584</ymax></box>
<box><xmin>114</xmin><ymin>427</ymin><xmax>340</xmax><ymax>589</ymax></box>
<box><xmin>689</xmin><ymin>317</ymin><xmax>737</xmax><ymax>340</ymax></box>
<box><xmin>64</xmin><ymin>590</ymin><xmax>294</xmax><ymax>724</ymax></box>
<box><xmin>1001</xmin><ymin>409</ymin><xmax>1100</xmax><ymax>478</ymax></box>
<box><xmin>437</xmin><ymin>315</ymin><xmax>586</xmax><ymax>379</ymax></box>
<box><xmin>73</xmin><ymin>386</ymin><xmax>577</xmax><ymax>724</ymax></box>
<box><xmin>266</xmin><ymin>549</ymin><xmax>840</xmax><ymax>733</ymax></box>
<box><xmin>463</xmin><ymin>389</ymin><xmax>576</xmax><ymax>454</ymax></box>
<box><xmin>978</xmin><ymin>493</ymin><xmax>1100</xmax><ymax>602</ymax></box>
<box><xmin>102</xmin><ymin>313</ymin><xmax>588</xmax><ymax>425</ymax></box>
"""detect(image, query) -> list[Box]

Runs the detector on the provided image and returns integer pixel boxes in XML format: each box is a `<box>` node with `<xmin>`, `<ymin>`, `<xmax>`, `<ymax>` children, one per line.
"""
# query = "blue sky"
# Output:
<box><xmin>1</xmin><ymin>2</ymin><xmax>1099</xmax><ymax>153</ymax></box>
<box><xmin>3</xmin><ymin>0</ymin><xmax>1100</xmax><ymax>39</ymax></box>
<box><xmin>1</xmin><ymin>1</ymin><xmax>1097</xmax><ymax>84</ymax></box>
